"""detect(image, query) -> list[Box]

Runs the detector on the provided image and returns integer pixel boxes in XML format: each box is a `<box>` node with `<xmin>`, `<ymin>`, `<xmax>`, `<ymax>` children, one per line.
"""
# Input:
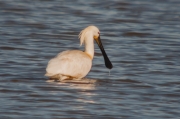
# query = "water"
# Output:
<box><xmin>0</xmin><ymin>0</ymin><xmax>180</xmax><ymax>118</ymax></box>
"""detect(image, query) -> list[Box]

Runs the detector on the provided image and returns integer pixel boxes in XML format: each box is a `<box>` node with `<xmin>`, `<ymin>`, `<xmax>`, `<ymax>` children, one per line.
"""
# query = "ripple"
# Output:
<box><xmin>0</xmin><ymin>0</ymin><xmax>180</xmax><ymax>118</ymax></box>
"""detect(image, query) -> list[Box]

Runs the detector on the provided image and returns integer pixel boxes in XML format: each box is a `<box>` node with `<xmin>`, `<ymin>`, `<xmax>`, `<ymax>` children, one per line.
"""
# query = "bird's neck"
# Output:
<box><xmin>84</xmin><ymin>36</ymin><xmax>94</xmax><ymax>59</ymax></box>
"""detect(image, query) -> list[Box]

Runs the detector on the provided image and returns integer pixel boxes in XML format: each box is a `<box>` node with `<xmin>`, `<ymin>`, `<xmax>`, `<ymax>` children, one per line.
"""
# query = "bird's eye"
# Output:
<box><xmin>98</xmin><ymin>32</ymin><xmax>100</xmax><ymax>34</ymax></box>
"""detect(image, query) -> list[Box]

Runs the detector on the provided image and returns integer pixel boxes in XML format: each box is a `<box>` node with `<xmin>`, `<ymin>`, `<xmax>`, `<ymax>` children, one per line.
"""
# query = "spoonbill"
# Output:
<box><xmin>45</xmin><ymin>25</ymin><xmax>112</xmax><ymax>81</ymax></box>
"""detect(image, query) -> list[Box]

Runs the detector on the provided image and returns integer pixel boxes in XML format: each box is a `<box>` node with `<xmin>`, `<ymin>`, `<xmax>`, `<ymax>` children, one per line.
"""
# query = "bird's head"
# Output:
<box><xmin>79</xmin><ymin>25</ymin><xmax>100</xmax><ymax>46</ymax></box>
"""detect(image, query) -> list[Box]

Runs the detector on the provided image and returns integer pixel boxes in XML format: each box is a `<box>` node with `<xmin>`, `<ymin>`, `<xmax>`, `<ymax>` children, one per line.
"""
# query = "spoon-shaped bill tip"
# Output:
<box><xmin>105</xmin><ymin>59</ymin><xmax>113</xmax><ymax>69</ymax></box>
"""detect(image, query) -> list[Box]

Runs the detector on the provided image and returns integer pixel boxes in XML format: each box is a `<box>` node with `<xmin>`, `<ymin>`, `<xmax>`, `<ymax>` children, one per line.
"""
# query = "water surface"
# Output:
<box><xmin>0</xmin><ymin>0</ymin><xmax>180</xmax><ymax>118</ymax></box>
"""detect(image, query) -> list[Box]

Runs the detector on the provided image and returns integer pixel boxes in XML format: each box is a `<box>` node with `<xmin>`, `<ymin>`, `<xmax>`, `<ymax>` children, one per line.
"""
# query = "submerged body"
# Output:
<box><xmin>45</xmin><ymin>25</ymin><xmax>112</xmax><ymax>81</ymax></box>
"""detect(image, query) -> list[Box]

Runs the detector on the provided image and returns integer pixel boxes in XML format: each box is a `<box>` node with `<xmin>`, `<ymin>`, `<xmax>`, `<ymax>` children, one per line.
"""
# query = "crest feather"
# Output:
<box><xmin>79</xmin><ymin>28</ymin><xmax>88</xmax><ymax>46</ymax></box>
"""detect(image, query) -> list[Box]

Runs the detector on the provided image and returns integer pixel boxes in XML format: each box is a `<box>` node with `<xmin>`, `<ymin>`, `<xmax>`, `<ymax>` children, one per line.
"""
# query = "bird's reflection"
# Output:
<box><xmin>46</xmin><ymin>78</ymin><xmax>97</xmax><ymax>90</ymax></box>
<box><xmin>47</xmin><ymin>78</ymin><xmax>98</xmax><ymax>104</ymax></box>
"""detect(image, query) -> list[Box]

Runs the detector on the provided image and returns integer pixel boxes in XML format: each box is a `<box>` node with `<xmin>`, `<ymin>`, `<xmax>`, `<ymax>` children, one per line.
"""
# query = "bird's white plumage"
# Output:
<box><xmin>45</xmin><ymin>26</ymin><xmax>100</xmax><ymax>81</ymax></box>
<box><xmin>45</xmin><ymin>50</ymin><xmax>92</xmax><ymax>80</ymax></box>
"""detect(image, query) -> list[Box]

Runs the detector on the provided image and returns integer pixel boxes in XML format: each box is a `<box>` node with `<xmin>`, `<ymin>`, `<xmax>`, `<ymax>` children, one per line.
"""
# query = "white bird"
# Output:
<box><xmin>45</xmin><ymin>25</ymin><xmax>112</xmax><ymax>81</ymax></box>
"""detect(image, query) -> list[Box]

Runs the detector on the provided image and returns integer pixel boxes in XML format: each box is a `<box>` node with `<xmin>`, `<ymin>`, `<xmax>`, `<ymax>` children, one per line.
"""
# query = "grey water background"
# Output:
<box><xmin>0</xmin><ymin>0</ymin><xmax>180</xmax><ymax>118</ymax></box>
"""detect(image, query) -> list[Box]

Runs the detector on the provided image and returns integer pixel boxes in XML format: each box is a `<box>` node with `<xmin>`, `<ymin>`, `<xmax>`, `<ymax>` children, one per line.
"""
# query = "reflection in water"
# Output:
<box><xmin>47</xmin><ymin>79</ymin><xmax>97</xmax><ymax>105</ymax></box>
<box><xmin>46</xmin><ymin>78</ymin><xmax>97</xmax><ymax>90</ymax></box>
<box><xmin>69</xmin><ymin>83</ymin><xmax>96</xmax><ymax>90</ymax></box>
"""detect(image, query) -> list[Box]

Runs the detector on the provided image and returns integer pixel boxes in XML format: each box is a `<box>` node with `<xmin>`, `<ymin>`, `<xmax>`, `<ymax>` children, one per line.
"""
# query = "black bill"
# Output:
<box><xmin>95</xmin><ymin>36</ymin><xmax>113</xmax><ymax>69</ymax></box>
